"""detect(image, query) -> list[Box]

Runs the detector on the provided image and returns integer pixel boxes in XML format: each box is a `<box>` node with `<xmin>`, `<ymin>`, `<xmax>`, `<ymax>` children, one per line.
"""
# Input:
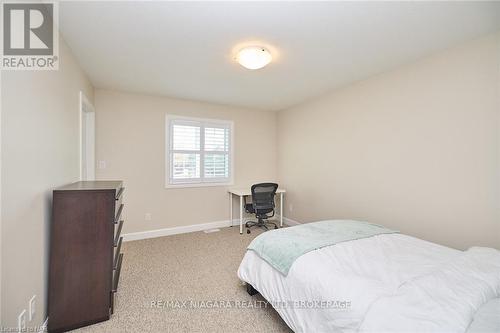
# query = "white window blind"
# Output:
<box><xmin>166</xmin><ymin>116</ymin><xmax>233</xmax><ymax>186</ymax></box>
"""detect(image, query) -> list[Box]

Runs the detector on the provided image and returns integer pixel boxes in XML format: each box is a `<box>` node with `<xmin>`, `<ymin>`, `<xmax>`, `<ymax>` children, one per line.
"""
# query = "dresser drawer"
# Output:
<box><xmin>114</xmin><ymin>187</ymin><xmax>124</xmax><ymax>222</ymax></box>
<box><xmin>115</xmin><ymin>187</ymin><xmax>125</xmax><ymax>201</ymax></box>
<box><xmin>111</xmin><ymin>253</ymin><xmax>124</xmax><ymax>314</ymax></box>
<box><xmin>113</xmin><ymin>237</ymin><xmax>123</xmax><ymax>270</ymax></box>
<box><xmin>114</xmin><ymin>220</ymin><xmax>123</xmax><ymax>246</ymax></box>
<box><xmin>114</xmin><ymin>204</ymin><xmax>124</xmax><ymax>224</ymax></box>
<box><xmin>113</xmin><ymin>253</ymin><xmax>123</xmax><ymax>289</ymax></box>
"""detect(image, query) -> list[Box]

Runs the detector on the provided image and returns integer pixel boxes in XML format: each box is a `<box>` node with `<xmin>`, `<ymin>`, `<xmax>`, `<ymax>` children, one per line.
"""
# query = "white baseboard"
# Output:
<box><xmin>122</xmin><ymin>219</ymin><xmax>240</xmax><ymax>242</ymax></box>
<box><xmin>281</xmin><ymin>216</ymin><xmax>301</xmax><ymax>226</ymax></box>
<box><xmin>122</xmin><ymin>216</ymin><xmax>301</xmax><ymax>242</ymax></box>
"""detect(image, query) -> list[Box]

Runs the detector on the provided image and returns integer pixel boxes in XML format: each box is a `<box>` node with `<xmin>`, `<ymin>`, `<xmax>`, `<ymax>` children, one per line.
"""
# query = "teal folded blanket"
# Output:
<box><xmin>247</xmin><ymin>220</ymin><xmax>399</xmax><ymax>275</ymax></box>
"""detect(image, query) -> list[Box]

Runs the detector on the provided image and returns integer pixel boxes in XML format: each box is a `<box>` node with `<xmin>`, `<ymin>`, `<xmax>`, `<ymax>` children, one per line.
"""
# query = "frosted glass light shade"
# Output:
<box><xmin>236</xmin><ymin>46</ymin><xmax>272</xmax><ymax>70</ymax></box>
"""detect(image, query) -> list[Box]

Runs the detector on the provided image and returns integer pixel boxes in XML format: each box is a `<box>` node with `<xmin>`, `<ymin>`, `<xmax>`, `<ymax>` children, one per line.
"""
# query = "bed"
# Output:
<box><xmin>237</xmin><ymin>221</ymin><xmax>500</xmax><ymax>332</ymax></box>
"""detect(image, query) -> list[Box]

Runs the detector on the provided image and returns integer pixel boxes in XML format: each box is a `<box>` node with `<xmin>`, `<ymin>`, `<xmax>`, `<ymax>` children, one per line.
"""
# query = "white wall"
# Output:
<box><xmin>95</xmin><ymin>89</ymin><xmax>277</xmax><ymax>234</ymax></box>
<box><xmin>277</xmin><ymin>32</ymin><xmax>500</xmax><ymax>250</ymax></box>
<box><xmin>1</xmin><ymin>39</ymin><xmax>94</xmax><ymax>328</ymax></box>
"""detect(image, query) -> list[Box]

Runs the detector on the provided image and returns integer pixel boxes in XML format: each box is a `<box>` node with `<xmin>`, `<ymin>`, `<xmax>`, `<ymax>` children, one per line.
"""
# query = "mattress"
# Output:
<box><xmin>238</xmin><ymin>233</ymin><xmax>470</xmax><ymax>332</ymax></box>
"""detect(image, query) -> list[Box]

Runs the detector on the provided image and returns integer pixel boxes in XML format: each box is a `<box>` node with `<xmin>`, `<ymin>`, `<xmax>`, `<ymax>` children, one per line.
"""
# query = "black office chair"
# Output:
<box><xmin>244</xmin><ymin>183</ymin><xmax>279</xmax><ymax>234</ymax></box>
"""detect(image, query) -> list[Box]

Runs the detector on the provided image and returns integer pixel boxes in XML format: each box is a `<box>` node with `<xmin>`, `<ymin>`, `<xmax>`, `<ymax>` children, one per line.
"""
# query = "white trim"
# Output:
<box><xmin>166</xmin><ymin>114</ymin><xmax>234</xmax><ymax>125</ymax></box>
<box><xmin>165</xmin><ymin>182</ymin><xmax>234</xmax><ymax>189</ymax></box>
<box><xmin>122</xmin><ymin>219</ymin><xmax>241</xmax><ymax>242</ymax></box>
<box><xmin>165</xmin><ymin>114</ymin><xmax>235</xmax><ymax>188</ymax></box>
<box><xmin>38</xmin><ymin>317</ymin><xmax>48</xmax><ymax>333</ymax></box>
<box><xmin>79</xmin><ymin>91</ymin><xmax>96</xmax><ymax>181</ymax></box>
<box><xmin>281</xmin><ymin>216</ymin><xmax>301</xmax><ymax>226</ymax></box>
<box><xmin>122</xmin><ymin>217</ymin><xmax>300</xmax><ymax>242</ymax></box>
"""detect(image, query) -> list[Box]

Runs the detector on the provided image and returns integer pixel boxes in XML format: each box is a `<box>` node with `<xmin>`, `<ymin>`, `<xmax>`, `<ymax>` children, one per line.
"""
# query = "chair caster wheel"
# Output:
<box><xmin>274</xmin><ymin>225</ymin><xmax>278</xmax><ymax>229</ymax></box>
<box><xmin>247</xmin><ymin>229</ymin><xmax>251</xmax><ymax>234</ymax></box>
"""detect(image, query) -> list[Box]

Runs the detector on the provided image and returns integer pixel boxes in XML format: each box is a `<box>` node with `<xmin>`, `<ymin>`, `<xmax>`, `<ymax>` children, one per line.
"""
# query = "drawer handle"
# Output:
<box><xmin>112</xmin><ymin>253</ymin><xmax>124</xmax><ymax>292</ymax></box>
<box><xmin>114</xmin><ymin>204</ymin><xmax>124</xmax><ymax>224</ymax></box>
<box><xmin>114</xmin><ymin>237</ymin><xmax>123</xmax><ymax>270</ymax></box>
<box><xmin>115</xmin><ymin>187</ymin><xmax>125</xmax><ymax>201</ymax></box>
<box><xmin>114</xmin><ymin>221</ymin><xmax>123</xmax><ymax>246</ymax></box>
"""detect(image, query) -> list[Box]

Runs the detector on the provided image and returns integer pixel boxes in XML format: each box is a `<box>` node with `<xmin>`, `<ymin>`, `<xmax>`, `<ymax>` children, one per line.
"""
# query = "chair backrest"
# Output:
<box><xmin>251</xmin><ymin>183</ymin><xmax>278</xmax><ymax>214</ymax></box>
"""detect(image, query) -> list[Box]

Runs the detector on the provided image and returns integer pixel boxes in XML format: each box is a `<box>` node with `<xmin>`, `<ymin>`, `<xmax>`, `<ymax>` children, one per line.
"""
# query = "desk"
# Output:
<box><xmin>228</xmin><ymin>188</ymin><xmax>286</xmax><ymax>234</ymax></box>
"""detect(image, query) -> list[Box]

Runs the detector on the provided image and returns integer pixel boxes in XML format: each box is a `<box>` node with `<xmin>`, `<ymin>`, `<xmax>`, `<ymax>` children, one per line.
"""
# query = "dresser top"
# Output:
<box><xmin>55</xmin><ymin>181</ymin><xmax>123</xmax><ymax>191</ymax></box>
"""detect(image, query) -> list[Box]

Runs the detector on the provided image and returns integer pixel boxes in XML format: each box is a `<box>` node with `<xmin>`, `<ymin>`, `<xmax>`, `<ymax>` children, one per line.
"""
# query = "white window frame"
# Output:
<box><xmin>165</xmin><ymin>114</ymin><xmax>234</xmax><ymax>188</ymax></box>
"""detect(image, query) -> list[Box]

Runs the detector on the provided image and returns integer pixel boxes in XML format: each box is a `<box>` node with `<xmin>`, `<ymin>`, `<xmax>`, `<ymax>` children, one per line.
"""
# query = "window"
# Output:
<box><xmin>166</xmin><ymin>115</ymin><xmax>233</xmax><ymax>187</ymax></box>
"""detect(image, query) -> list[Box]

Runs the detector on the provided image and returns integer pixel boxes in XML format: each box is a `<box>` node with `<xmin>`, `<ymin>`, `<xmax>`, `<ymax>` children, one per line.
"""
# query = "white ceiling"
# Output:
<box><xmin>59</xmin><ymin>1</ymin><xmax>500</xmax><ymax>111</ymax></box>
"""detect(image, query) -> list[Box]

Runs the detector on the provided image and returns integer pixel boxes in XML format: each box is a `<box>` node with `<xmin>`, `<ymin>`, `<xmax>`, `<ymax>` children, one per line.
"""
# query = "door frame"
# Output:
<box><xmin>79</xmin><ymin>91</ymin><xmax>96</xmax><ymax>181</ymax></box>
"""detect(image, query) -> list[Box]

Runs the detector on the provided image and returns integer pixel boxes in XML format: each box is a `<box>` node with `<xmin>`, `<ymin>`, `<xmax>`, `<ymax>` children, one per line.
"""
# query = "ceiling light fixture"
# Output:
<box><xmin>236</xmin><ymin>46</ymin><xmax>272</xmax><ymax>70</ymax></box>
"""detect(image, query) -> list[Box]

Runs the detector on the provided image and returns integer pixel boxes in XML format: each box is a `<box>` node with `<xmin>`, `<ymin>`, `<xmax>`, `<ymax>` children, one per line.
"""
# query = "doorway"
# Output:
<box><xmin>80</xmin><ymin>91</ymin><xmax>95</xmax><ymax>181</ymax></box>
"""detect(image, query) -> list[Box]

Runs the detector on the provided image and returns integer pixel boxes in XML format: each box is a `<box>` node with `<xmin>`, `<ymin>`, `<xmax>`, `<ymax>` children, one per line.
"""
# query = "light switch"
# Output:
<box><xmin>98</xmin><ymin>160</ymin><xmax>107</xmax><ymax>169</ymax></box>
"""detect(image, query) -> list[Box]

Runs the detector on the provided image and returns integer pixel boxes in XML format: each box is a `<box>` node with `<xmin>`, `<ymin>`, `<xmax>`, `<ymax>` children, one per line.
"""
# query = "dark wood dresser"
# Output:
<box><xmin>48</xmin><ymin>181</ymin><xmax>125</xmax><ymax>333</ymax></box>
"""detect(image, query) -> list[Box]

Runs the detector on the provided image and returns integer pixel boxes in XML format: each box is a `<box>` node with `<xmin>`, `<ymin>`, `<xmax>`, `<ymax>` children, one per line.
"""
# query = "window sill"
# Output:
<box><xmin>165</xmin><ymin>181</ymin><xmax>234</xmax><ymax>189</ymax></box>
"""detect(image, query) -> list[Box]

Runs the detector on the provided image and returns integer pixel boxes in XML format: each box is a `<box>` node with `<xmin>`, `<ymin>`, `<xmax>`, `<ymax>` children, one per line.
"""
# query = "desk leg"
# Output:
<box><xmin>229</xmin><ymin>193</ymin><xmax>233</xmax><ymax>227</ymax></box>
<box><xmin>280</xmin><ymin>192</ymin><xmax>284</xmax><ymax>228</ymax></box>
<box><xmin>240</xmin><ymin>196</ymin><xmax>243</xmax><ymax>234</ymax></box>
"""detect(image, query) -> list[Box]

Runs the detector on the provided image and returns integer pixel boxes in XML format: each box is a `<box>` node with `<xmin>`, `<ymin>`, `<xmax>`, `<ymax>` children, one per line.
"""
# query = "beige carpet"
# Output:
<box><xmin>73</xmin><ymin>226</ymin><xmax>292</xmax><ymax>332</ymax></box>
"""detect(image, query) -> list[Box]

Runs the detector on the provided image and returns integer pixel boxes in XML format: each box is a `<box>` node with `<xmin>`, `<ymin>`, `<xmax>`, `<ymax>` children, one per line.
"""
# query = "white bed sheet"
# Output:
<box><xmin>468</xmin><ymin>298</ymin><xmax>500</xmax><ymax>333</ymax></box>
<box><xmin>238</xmin><ymin>233</ymin><xmax>462</xmax><ymax>333</ymax></box>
